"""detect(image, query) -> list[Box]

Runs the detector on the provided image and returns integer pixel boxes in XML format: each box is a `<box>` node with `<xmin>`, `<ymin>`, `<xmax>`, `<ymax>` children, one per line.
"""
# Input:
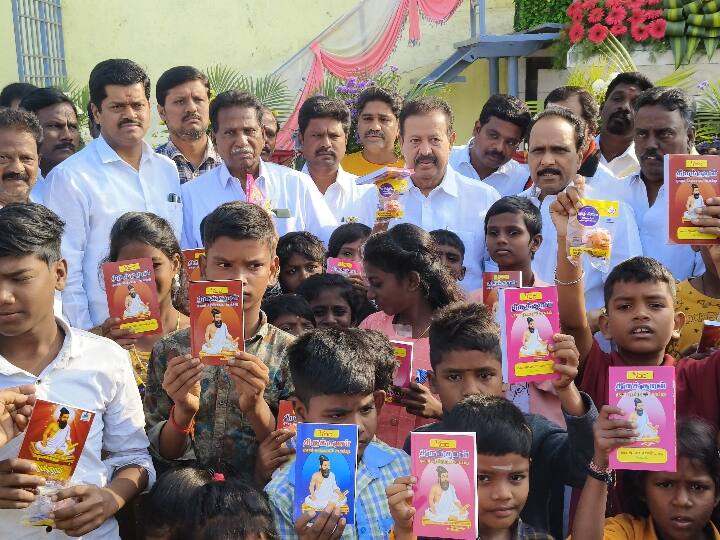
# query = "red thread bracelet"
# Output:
<box><xmin>169</xmin><ymin>405</ymin><xmax>195</xmax><ymax>439</ymax></box>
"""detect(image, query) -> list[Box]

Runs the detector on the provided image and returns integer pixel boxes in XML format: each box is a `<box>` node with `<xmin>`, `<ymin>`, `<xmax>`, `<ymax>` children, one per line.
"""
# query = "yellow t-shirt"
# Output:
<box><xmin>667</xmin><ymin>279</ymin><xmax>720</xmax><ymax>357</ymax></box>
<box><xmin>341</xmin><ymin>151</ymin><xmax>405</xmax><ymax>177</ymax></box>
<box><xmin>595</xmin><ymin>513</ymin><xmax>720</xmax><ymax>539</ymax></box>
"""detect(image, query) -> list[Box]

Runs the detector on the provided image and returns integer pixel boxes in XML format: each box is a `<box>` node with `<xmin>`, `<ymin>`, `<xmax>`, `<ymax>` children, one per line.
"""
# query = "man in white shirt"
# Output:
<box><xmin>45</xmin><ymin>59</ymin><xmax>183</xmax><ymax>330</ymax></box>
<box><xmin>0</xmin><ymin>108</ymin><xmax>41</xmax><ymax>207</ymax></box>
<box><xmin>0</xmin><ymin>203</ymin><xmax>154</xmax><ymax>539</ymax></box>
<box><xmin>612</xmin><ymin>87</ymin><xmax>703</xmax><ymax>281</ymax></box>
<box><xmin>448</xmin><ymin>94</ymin><xmax>531</xmax><ymax>196</ymax></box>
<box><xmin>181</xmin><ymin>90</ymin><xmax>337</xmax><ymax>248</ymax></box>
<box><xmin>518</xmin><ymin>107</ymin><xmax>642</xmax><ymax>311</ymax></box>
<box><xmin>597</xmin><ymin>72</ymin><xmax>653</xmax><ymax>178</ymax></box>
<box><xmin>298</xmin><ymin>95</ymin><xmax>376</xmax><ymax>227</ymax></box>
<box><xmin>394</xmin><ymin>96</ymin><xmax>501</xmax><ymax>291</ymax></box>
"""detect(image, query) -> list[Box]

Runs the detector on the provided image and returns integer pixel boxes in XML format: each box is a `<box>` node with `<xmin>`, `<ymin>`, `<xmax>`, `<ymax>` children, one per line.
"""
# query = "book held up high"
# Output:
<box><xmin>189</xmin><ymin>280</ymin><xmax>244</xmax><ymax>365</ymax></box>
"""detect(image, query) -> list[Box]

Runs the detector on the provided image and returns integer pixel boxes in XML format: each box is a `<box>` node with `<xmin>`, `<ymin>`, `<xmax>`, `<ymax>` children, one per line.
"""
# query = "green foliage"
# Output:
<box><xmin>696</xmin><ymin>80</ymin><xmax>720</xmax><ymax>144</ymax></box>
<box><xmin>514</xmin><ymin>0</ymin><xmax>572</xmax><ymax>32</ymax></box>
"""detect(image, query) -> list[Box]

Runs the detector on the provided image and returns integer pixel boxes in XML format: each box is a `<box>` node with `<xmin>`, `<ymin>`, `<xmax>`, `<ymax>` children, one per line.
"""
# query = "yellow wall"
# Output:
<box><xmin>0</xmin><ymin>1</ymin><xmax>18</xmax><ymax>84</ymax></box>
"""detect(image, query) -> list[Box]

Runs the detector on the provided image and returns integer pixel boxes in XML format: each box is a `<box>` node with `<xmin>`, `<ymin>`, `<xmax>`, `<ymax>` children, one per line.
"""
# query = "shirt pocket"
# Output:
<box><xmin>164</xmin><ymin>199</ymin><xmax>184</xmax><ymax>238</ymax></box>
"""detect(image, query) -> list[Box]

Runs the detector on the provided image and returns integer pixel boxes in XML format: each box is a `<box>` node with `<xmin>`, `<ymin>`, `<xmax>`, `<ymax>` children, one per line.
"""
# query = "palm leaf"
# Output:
<box><xmin>655</xmin><ymin>65</ymin><xmax>696</xmax><ymax>91</ymax></box>
<box><xmin>403</xmin><ymin>81</ymin><xmax>447</xmax><ymax>101</ymax></box>
<box><xmin>238</xmin><ymin>73</ymin><xmax>293</xmax><ymax>120</ymax></box>
<box><xmin>205</xmin><ymin>64</ymin><xmax>244</xmax><ymax>95</ymax></box>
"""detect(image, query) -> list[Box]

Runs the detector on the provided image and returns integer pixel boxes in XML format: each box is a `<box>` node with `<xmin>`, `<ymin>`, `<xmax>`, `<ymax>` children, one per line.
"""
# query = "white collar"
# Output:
<box><xmin>301</xmin><ymin>163</ymin><xmax>354</xmax><ymax>193</ymax></box>
<box><xmin>0</xmin><ymin>317</ymin><xmax>74</xmax><ymax>376</ymax></box>
<box><xmin>95</xmin><ymin>134</ymin><xmax>153</xmax><ymax>166</ymax></box>
<box><xmin>411</xmin><ymin>165</ymin><xmax>459</xmax><ymax>198</ymax></box>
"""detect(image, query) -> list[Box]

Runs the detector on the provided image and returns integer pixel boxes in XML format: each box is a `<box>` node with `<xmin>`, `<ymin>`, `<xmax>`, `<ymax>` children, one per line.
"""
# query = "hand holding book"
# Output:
<box><xmin>227</xmin><ymin>351</ymin><xmax>270</xmax><ymax>412</ymax></box>
<box><xmin>0</xmin><ymin>384</ymin><xmax>36</xmax><ymax>448</ymax></box>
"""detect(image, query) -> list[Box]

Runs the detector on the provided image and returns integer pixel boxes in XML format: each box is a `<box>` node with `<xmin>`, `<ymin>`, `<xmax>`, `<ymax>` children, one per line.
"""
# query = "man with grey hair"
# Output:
<box><xmin>0</xmin><ymin>107</ymin><xmax>42</xmax><ymax>207</ymax></box>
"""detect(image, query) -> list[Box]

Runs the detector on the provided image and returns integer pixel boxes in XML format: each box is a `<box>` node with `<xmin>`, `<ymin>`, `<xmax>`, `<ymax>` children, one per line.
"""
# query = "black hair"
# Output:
<box><xmin>296</xmin><ymin>273</ymin><xmax>361</xmax><ymax>325</ymax></box>
<box><xmin>633</xmin><ymin>86</ymin><xmax>696</xmax><ymax>129</ymax></box>
<box><xmin>0</xmin><ymin>82</ymin><xmax>37</xmax><ymax>107</ymax></box>
<box><xmin>603</xmin><ymin>256</ymin><xmax>676</xmax><ymax>308</ymax></box>
<box><xmin>210</xmin><ymin>308</ymin><xmax>221</xmax><ymax>316</ymax></box>
<box><xmin>156</xmin><ymin>66</ymin><xmax>210</xmax><ymax>107</ymax></box>
<box><xmin>429</xmin><ymin>229</ymin><xmax>465</xmax><ymax>258</ymax></box>
<box><xmin>261</xmin><ymin>105</ymin><xmax>281</xmax><ymax>131</ymax></box>
<box><xmin>355</xmin><ymin>86</ymin><xmax>403</xmax><ymax>119</ymax></box>
<box><xmin>544</xmin><ymin>86</ymin><xmax>599</xmax><ymax>135</ymax></box>
<box><xmin>429</xmin><ymin>302</ymin><xmax>501</xmax><ymax>370</ymax></box>
<box><xmin>182</xmin><ymin>477</ymin><xmax>280</xmax><ymax>540</ymax></box>
<box><xmin>443</xmin><ymin>395</ymin><xmax>532</xmax><ymax>458</ymax></box>
<box><xmin>59</xmin><ymin>407</ymin><xmax>69</xmax><ymax>415</ymax></box>
<box><xmin>19</xmin><ymin>87</ymin><xmax>75</xmax><ymax>117</ymax></box>
<box><xmin>327</xmin><ymin>222</ymin><xmax>371</xmax><ymax>258</ymax></box>
<box><xmin>605</xmin><ymin>72</ymin><xmax>653</xmax><ymax>102</ymax></box>
<box><xmin>288</xmin><ymin>327</ymin><xmax>395</xmax><ymax>405</ymax></box>
<box><xmin>298</xmin><ymin>95</ymin><xmax>350</xmax><ymax>136</ymax></box>
<box><xmin>89</xmin><ymin>59</ymin><xmax>150</xmax><ymax>108</ymax></box>
<box><xmin>140</xmin><ymin>467</ymin><xmax>213</xmax><ymax>538</ymax></box>
<box><xmin>276</xmin><ymin>231</ymin><xmax>326</xmax><ymax>267</ymax></box>
<box><xmin>478</xmin><ymin>94</ymin><xmax>532</xmax><ymax>138</ymax></box>
<box><xmin>0</xmin><ymin>203</ymin><xmax>64</xmax><ymax>263</ymax></box>
<box><xmin>209</xmin><ymin>90</ymin><xmax>263</xmax><ymax>133</ymax></box>
<box><xmin>484</xmin><ymin>196</ymin><xmax>543</xmax><ymax>238</ymax></box>
<box><xmin>627</xmin><ymin>418</ymin><xmax>720</xmax><ymax>518</ymax></box>
<box><xmin>529</xmin><ymin>107</ymin><xmax>587</xmax><ymax>151</ymax></box>
<box><xmin>363</xmin><ymin>223</ymin><xmax>464</xmax><ymax>311</ymax></box>
<box><xmin>201</xmin><ymin>201</ymin><xmax>278</xmax><ymax>252</ymax></box>
<box><xmin>108</xmin><ymin>212</ymin><xmax>189</xmax><ymax>314</ymax></box>
<box><xmin>87</xmin><ymin>100</ymin><xmax>100</xmax><ymax>137</ymax></box>
<box><xmin>262</xmin><ymin>293</ymin><xmax>316</xmax><ymax>327</ymax></box>
<box><xmin>399</xmin><ymin>96</ymin><xmax>454</xmax><ymax>137</ymax></box>
<box><xmin>0</xmin><ymin>107</ymin><xmax>42</xmax><ymax>149</ymax></box>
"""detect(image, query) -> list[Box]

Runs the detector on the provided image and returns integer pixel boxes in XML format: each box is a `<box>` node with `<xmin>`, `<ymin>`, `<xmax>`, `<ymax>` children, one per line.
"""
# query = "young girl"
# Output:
<box><xmin>328</xmin><ymin>222</ymin><xmax>372</xmax><ymax>261</ymax></box>
<box><xmin>94</xmin><ymin>212</ymin><xmax>190</xmax><ymax>395</ymax></box>
<box><xmin>296</xmin><ymin>273</ymin><xmax>360</xmax><ymax>328</ymax></box>
<box><xmin>572</xmin><ymin>409</ymin><xmax>720</xmax><ymax>539</ymax></box>
<box><xmin>361</xmin><ymin>223</ymin><xmax>464</xmax><ymax>448</ymax></box>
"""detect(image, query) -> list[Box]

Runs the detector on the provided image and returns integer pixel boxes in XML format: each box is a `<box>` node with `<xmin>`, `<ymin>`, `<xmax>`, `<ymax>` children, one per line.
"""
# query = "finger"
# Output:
<box><xmin>599</xmin><ymin>405</ymin><xmax>625</xmax><ymax>418</ymax></box>
<box><xmin>53</xmin><ymin>484</ymin><xmax>88</xmax><ymax>502</ymax></box>
<box><xmin>175</xmin><ymin>373</ymin><xmax>204</xmax><ymax>397</ymax></box>
<box><xmin>227</xmin><ymin>359</ymin><xmax>269</xmax><ymax>378</ymax></box>
<box><xmin>294</xmin><ymin>511</ymin><xmax>315</xmax><ymax>531</ymax></box>
<box><xmin>52</xmin><ymin>496</ymin><xmax>96</xmax><ymax>520</ymax></box>
<box><xmin>552</xmin><ymin>364</ymin><xmax>578</xmax><ymax>378</ymax></box>
<box><xmin>227</xmin><ymin>366</ymin><xmax>268</xmax><ymax>387</ymax></box>
<box><xmin>0</xmin><ymin>487</ymin><xmax>38</xmax><ymax>504</ymax></box>
<box><xmin>0</xmin><ymin>472</ymin><xmax>45</xmax><ymax>489</ymax></box>
<box><xmin>0</xmin><ymin>459</ymin><xmax>40</xmax><ymax>475</ymax></box>
<box><xmin>164</xmin><ymin>362</ymin><xmax>203</xmax><ymax>393</ymax></box>
<box><xmin>329</xmin><ymin>518</ymin><xmax>346</xmax><ymax>540</ymax></box>
<box><xmin>165</xmin><ymin>354</ymin><xmax>194</xmax><ymax>370</ymax></box>
<box><xmin>270</xmin><ymin>446</ymin><xmax>296</xmax><ymax>460</ymax></box>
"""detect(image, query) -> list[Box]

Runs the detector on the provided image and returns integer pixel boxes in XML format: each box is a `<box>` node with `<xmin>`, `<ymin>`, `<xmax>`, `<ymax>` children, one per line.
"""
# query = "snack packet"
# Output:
<box><xmin>567</xmin><ymin>199</ymin><xmax>619</xmax><ymax>272</ymax></box>
<box><xmin>356</xmin><ymin>167</ymin><xmax>413</xmax><ymax>225</ymax></box>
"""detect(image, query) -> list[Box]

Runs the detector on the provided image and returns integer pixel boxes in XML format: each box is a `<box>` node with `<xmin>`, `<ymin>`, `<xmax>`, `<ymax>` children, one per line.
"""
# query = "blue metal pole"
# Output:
<box><xmin>489</xmin><ymin>57</ymin><xmax>499</xmax><ymax>95</ymax></box>
<box><xmin>508</xmin><ymin>56</ymin><xmax>519</xmax><ymax>97</ymax></box>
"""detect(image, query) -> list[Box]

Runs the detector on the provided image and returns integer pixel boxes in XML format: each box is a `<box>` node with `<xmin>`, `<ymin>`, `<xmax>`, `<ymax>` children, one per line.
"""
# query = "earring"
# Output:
<box><xmin>172</xmin><ymin>274</ymin><xmax>181</xmax><ymax>293</ymax></box>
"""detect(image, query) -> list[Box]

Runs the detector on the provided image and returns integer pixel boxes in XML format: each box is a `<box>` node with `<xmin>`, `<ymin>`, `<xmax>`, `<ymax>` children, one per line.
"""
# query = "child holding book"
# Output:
<box><xmin>387</xmin><ymin>395</ymin><xmax>557</xmax><ymax>540</ymax></box>
<box><xmin>328</xmin><ymin>222</ymin><xmax>371</xmax><ymax>263</ymax></box>
<box><xmin>262</xmin><ymin>294</ymin><xmax>317</xmax><ymax>336</ymax></box>
<box><xmin>429</xmin><ymin>229</ymin><xmax>466</xmax><ymax>282</ymax></box>
<box><xmin>402</xmin><ymin>302</ymin><xmax>596</xmax><ymax>536</ymax></box>
<box><xmin>297</xmin><ymin>273</ymin><xmax>361</xmax><ymax>329</ymax></box>
<box><xmin>277</xmin><ymin>231</ymin><xmax>326</xmax><ymax>294</ymax></box>
<box><xmin>144</xmin><ymin>201</ymin><xmax>296</xmax><ymax>480</ymax></box>
<box><xmin>0</xmin><ymin>203</ymin><xmax>154</xmax><ymax>538</ymax></box>
<box><xmin>93</xmin><ymin>211</ymin><xmax>191</xmax><ymax>396</ymax></box>
<box><xmin>571</xmin><ymin>411</ymin><xmax>720</xmax><ymax>540</ymax></box>
<box><xmin>264</xmin><ymin>327</ymin><xmax>410</xmax><ymax>539</ymax></box>
<box><xmin>360</xmin><ymin>223</ymin><xmax>465</xmax><ymax>448</ymax></box>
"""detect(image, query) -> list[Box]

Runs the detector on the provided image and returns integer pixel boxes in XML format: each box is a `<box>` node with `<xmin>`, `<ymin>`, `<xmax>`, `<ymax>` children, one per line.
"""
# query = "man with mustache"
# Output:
<box><xmin>181</xmin><ymin>90</ymin><xmax>337</xmax><ymax>248</ymax></box>
<box><xmin>518</xmin><ymin>107</ymin><xmax>641</xmax><ymax>311</ymax></box>
<box><xmin>155</xmin><ymin>66</ymin><xmax>220</xmax><ymax>184</ymax></box>
<box><xmin>597</xmin><ymin>72</ymin><xmax>653</xmax><ymax>178</ymax></box>
<box><xmin>341</xmin><ymin>87</ymin><xmax>405</xmax><ymax>176</ymax></box>
<box><xmin>449</xmin><ymin>94</ymin><xmax>532</xmax><ymax>196</ymax></box>
<box><xmin>45</xmin><ymin>59</ymin><xmax>182</xmax><ymax>330</ymax></box>
<box><xmin>299</xmin><ymin>95</ymin><xmax>376</xmax><ymax>226</ymax></box>
<box><xmin>0</xmin><ymin>108</ymin><xmax>41</xmax><ymax>208</ymax></box>
<box><xmin>260</xmin><ymin>106</ymin><xmax>279</xmax><ymax>162</ymax></box>
<box><xmin>391</xmin><ymin>96</ymin><xmax>501</xmax><ymax>292</ymax></box>
<box><xmin>19</xmin><ymin>87</ymin><xmax>81</xmax><ymax>204</ymax></box>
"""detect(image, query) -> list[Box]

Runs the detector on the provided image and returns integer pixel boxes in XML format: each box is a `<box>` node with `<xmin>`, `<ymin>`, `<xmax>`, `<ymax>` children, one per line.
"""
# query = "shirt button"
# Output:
<box><xmin>390</xmin><ymin>418</ymin><xmax>399</xmax><ymax>426</ymax></box>
<box><xmin>35</xmin><ymin>379</ymin><xmax>41</xmax><ymax>385</ymax></box>
<box><xmin>360</xmin><ymin>527</ymin><xmax>366</xmax><ymax>534</ymax></box>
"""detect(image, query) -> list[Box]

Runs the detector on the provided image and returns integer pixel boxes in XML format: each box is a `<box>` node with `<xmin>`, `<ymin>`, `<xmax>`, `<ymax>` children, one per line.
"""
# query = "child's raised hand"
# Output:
<box><xmin>294</xmin><ymin>503</ymin><xmax>346</xmax><ymax>540</ymax></box>
<box><xmin>549</xmin><ymin>181</ymin><xmax>584</xmax><ymax>238</ymax></box>
<box><xmin>386</xmin><ymin>476</ymin><xmax>416</xmax><ymax>540</ymax></box>
<box><xmin>254</xmin><ymin>429</ymin><xmax>295</xmax><ymax>485</ymax></box>
<box><xmin>227</xmin><ymin>351</ymin><xmax>270</xmax><ymax>413</ymax></box>
<box><xmin>398</xmin><ymin>383</ymin><xmax>443</xmax><ymax>419</ymax></box>
<box><xmin>162</xmin><ymin>354</ymin><xmax>203</xmax><ymax>418</ymax></box>
<box><xmin>98</xmin><ymin>317</ymin><xmax>135</xmax><ymax>349</ymax></box>
<box><xmin>548</xmin><ymin>333</ymin><xmax>580</xmax><ymax>390</ymax></box>
<box><xmin>593</xmin><ymin>405</ymin><xmax>638</xmax><ymax>468</ymax></box>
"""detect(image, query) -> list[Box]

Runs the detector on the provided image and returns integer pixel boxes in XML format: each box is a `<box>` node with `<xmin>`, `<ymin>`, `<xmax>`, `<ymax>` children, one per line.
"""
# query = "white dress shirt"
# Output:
<box><xmin>611</xmin><ymin>173</ymin><xmax>704</xmax><ymax>280</ymax></box>
<box><xmin>518</xmin><ymin>182</ymin><xmax>643</xmax><ymax>311</ymax></box>
<box><xmin>45</xmin><ymin>136</ymin><xmax>182</xmax><ymax>330</ymax></box>
<box><xmin>390</xmin><ymin>165</ymin><xmax>501</xmax><ymax>291</ymax></box>
<box><xmin>0</xmin><ymin>317</ymin><xmax>155</xmax><ymax>539</ymax></box>
<box><xmin>449</xmin><ymin>143</ymin><xmax>530</xmax><ymax>196</ymax></box>
<box><xmin>301</xmin><ymin>163</ymin><xmax>378</xmax><ymax>226</ymax></box>
<box><xmin>29</xmin><ymin>171</ymin><xmax>46</xmax><ymax>205</ymax></box>
<box><xmin>597</xmin><ymin>136</ymin><xmax>641</xmax><ymax>179</ymax></box>
<box><xmin>181</xmin><ymin>160</ymin><xmax>338</xmax><ymax>248</ymax></box>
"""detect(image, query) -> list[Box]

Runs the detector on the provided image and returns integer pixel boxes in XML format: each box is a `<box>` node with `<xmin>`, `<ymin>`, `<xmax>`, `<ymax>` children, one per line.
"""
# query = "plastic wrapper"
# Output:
<box><xmin>567</xmin><ymin>199</ymin><xmax>619</xmax><ymax>272</ymax></box>
<box><xmin>356</xmin><ymin>167</ymin><xmax>413</xmax><ymax>225</ymax></box>
<box><xmin>23</xmin><ymin>479</ymin><xmax>75</xmax><ymax>528</ymax></box>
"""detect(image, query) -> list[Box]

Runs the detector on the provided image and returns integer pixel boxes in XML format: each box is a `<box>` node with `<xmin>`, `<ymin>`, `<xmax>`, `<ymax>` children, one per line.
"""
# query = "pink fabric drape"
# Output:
<box><xmin>276</xmin><ymin>0</ymin><xmax>462</xmax><ymax>150</ymax></box>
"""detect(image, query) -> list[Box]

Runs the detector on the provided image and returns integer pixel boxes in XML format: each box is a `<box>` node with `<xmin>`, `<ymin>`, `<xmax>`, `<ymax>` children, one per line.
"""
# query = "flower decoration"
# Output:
<box><xmin>605</xmin><ymin>6</ymin><xmax>626</xmax><ymax>26</ymax></box>
<box><xmin>631</xmin><ymin>23</ymin><xmax>650</xmax><ymax>42</ymax></box>
<box><xmin>588</xmin><ymin>23</ymin><xmax>610</xmax><ymax>44</ymax></box>
<box><xmin>569</xmin><ymin>23</ymin><xmax>585</xmax><ymax>44</ymax></box>
<box><xmin>588</xmin><ymin>7</ymin><xmax>605</xmax><ymax>23</ymax></box>
<box><xmin>647</xmin><ymin>18</ymin><xmax>667</xmax><ymax>40</ymax></box>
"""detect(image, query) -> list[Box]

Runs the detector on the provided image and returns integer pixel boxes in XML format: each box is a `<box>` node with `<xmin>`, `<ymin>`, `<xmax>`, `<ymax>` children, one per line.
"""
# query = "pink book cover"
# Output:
<box><xmin>609</xmin><ymin>366</ymin><xmax>677</xmax><ymax>472</ymax></box>
<box><xmin>385</xmin><ymin>340</ymin><xmax>414</xmax><ymax>405</ymax></box>
<box><xmin>411</xmin><ymin>432</ymin><xmax>477</xmax><ymax>539</ymax></box>
<box><xmin>497</xmin><ymin>286</ymin><xmax>559</xmax><ymax>384</ymax></box>
<box><xmin>326</xmin><ymin>257</ymin><xmax>364</xmax><ymax>278</ymax></box>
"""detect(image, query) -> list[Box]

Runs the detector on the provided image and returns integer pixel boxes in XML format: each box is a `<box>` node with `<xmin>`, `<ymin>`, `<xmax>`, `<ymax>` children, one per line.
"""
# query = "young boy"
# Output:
<box><xmin>429</xmin><ymin>229</ymin><xmax>466</xmax><ymax>282</ymax></box>
<box><xmin>0</xmin><ymin>203</ymin><xmax>154</xmax><ymax>538</ymax></box>
<box><xmin>388</xmin><ymin>395</ymin><xmax>554</xmax><ymax>540</ymax></box>
<box><xmin>277</xmin><ymin>231</ymin><xmax>326</xmax><ymax>293</ymax></box>
<box><xmin>265</xmin><ymin>327</ymin><xmax>410</xmax><ymax>539</ymax></box>
<box><xmin>262</xmin><ymin>293</ymin><xmax>317</xmax><ymax>336</ymax></box>
<box><xmin>403</xmin><ymin>302</ymin><xmax>596</xmax><ymax>537</ymax></box>
<box><xmin>144</xmin><ymin>201</ymin><xmax>296</xmax><ymax>480</ymax></box>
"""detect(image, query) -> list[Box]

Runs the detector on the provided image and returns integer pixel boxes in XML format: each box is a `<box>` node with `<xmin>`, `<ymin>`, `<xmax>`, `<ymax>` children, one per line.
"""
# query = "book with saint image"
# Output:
<box><xmin>189</xmin><ymin>280</ymin><xmax>244</xmax><ymax>365</ymax></box>
<box><xmin>183</xmin><ymin>248</ymin><xmax>205</xmax><ymax>282</ymax></box>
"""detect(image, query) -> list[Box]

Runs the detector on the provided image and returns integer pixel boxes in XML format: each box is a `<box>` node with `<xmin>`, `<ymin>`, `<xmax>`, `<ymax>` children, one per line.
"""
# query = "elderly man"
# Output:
<box><xmin>45</xmin><ymin>59</ymin><xmax>182</xmax><ymax>329</ymax></box>
<box><xmin>0</xmin><ymin>108</ymin><xmax>41</xmax><ymax>207</ymax></box>
<box><xmin>260</xmin><ymin>106</ymin><xmax>279</xmax><ymax>161</ymax></box>
<box><xmin>449</xmin><ymin>94</ymin><xmax>532</xmax><ymax>196</ymax></box>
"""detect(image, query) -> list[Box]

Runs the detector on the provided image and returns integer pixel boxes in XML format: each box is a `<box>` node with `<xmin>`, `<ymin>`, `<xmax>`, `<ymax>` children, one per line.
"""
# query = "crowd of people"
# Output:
<box><xmin>0</xmin><ymin>57</ymin><xmax>718</xmax><ymax>540</ymax></box>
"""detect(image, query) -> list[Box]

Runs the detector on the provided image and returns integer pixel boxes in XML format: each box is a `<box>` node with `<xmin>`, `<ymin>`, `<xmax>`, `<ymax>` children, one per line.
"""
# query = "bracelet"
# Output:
<box><xmin>168</xmin><ymin>405</ymin><xmax>195</xmax><ymax>439</ymax></box>
<box><xmin>587</xmin><ymin>459</ymin><xmax>615</xmax><ymax>486</ymax></box>
<box><xmin>554</xmin><ymin>271</ymin><xmax>585</xmax><ymax>286</ymax></box>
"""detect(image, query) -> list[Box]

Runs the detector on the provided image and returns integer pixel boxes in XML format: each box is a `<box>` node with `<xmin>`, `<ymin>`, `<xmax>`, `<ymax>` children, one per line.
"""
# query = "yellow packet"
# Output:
<box><xmin>567</xmin><ymin>199</ymin><xmax>619</xmax><ymax>272</ymax></box>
